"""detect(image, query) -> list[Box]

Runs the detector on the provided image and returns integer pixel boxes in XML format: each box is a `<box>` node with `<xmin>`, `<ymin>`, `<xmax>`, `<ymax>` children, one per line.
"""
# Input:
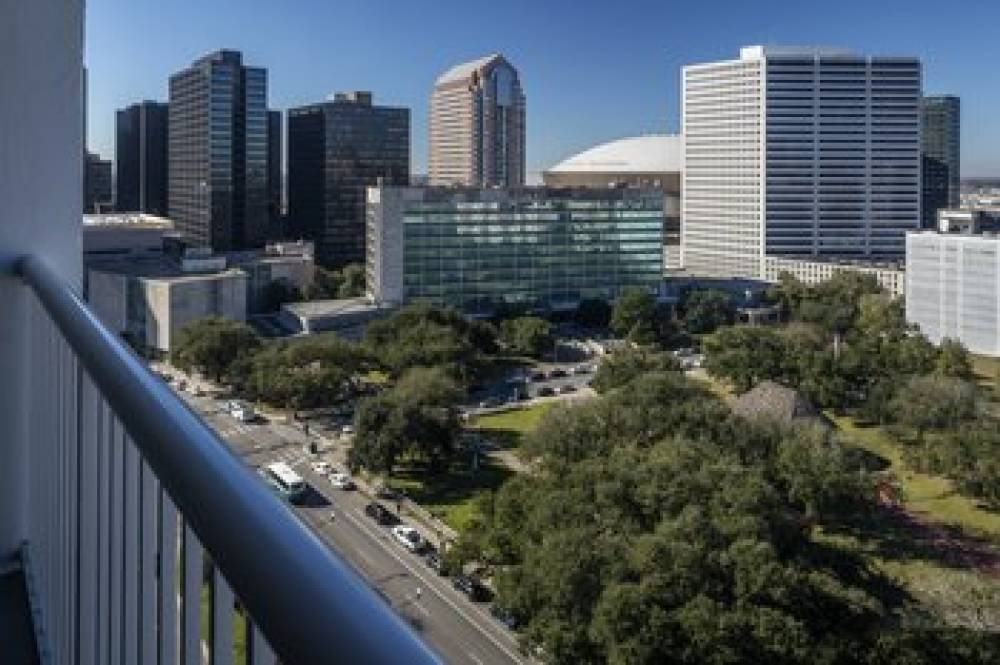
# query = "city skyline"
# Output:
<box><xmin>85</xmin><ymin>0</ymin><xmax>1000</xmax><ymax>180</ymax></box>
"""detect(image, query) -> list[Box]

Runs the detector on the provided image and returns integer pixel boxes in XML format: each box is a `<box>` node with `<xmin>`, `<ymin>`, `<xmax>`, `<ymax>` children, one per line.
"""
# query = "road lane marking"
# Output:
<box><xmin>341</xmin><ymin>507</ymin><xmax>523</xmax><ymax>664</ymax></box>
<box><xmin>466</xmin><ymin>651</ymin><xmax>486</xmax><ymax>665</ymax></box>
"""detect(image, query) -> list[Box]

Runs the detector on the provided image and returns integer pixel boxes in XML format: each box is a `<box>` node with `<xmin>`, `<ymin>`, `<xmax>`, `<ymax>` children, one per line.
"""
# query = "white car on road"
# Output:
<box><xmin>391</xmin><ymin>525</ymin><xmax>425</xmax><ymax>553</ymax></box>
<box><xmin>330</xmin><ymin>472</ymin><xmax>355</xmax><ymax>490</ymax></box>
<box><xmin>311</xmin><ymin>461</ymin><xmax>333</xmax><ymax>476</ymax></box>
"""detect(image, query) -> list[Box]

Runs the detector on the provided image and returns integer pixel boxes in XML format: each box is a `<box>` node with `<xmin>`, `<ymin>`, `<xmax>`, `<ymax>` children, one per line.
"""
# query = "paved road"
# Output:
<box><xmin>181</xmin><ymin>392</ymin><xmax>526</xmax><ymax>665</ymax></box>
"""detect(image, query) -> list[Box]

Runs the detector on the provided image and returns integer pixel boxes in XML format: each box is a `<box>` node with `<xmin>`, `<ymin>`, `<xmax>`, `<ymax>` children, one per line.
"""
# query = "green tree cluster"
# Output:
<box><xmin>348</xmin><ymin>366</ymin><xmax>462</xmax><ymax>475</ymax></box>
<box><xmin>305</xmin><ymin>263</ymin><xmax>366</xmax><ymax>300</ymax></box>
<box><xmin>451</xmin><ymin>370</ymin><xmax>996</xmax><ymax>664</ymax></box>
<box><xmin>498</xmin><ymin>316</ymin><xmax>554</xmax><ymax>359</ymax></box>
<box><xmin>363</xmin><ymin>303</ymin><xmax>497</xmax><ymax>381</ymax></box>
<box><xmin>171</xmin><ymin>317</ymin><xmax>261</xmax><ymax>382</ymax></box>
<box><xmin>610</xmin><ymin>288</ymin><xmax>673</xmax><ymax>345</ymax></box>
<box><xmin>591</xmin><ymin>346</ymin><xmax>680</xmax><ymax>393</ymax></box>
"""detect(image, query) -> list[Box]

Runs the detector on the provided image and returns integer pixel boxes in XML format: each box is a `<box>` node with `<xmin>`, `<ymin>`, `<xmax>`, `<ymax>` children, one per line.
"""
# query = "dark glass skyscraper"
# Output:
<box><xmin>288</xmin><ymin>91</ymin><xmax>409</xmax><ymax>267</ymax></box>
<box><xmin>115</xmin><ymin>101</ymin><xmax>168</xmax><ymax>215</ymax></box>
<box><xmin>267</xmin><ymin>109</ymin><xmax>282</xmax><ymax>232</ymax></box>
<box><xmin>921</xmin><ymin>95</ymin><xmax>961</xmax><ymax>228</ymax></box>
<box><xmin>168</xmin><ymin>50</ymin><xmax>268</xmax><ymax>251</ymax></box>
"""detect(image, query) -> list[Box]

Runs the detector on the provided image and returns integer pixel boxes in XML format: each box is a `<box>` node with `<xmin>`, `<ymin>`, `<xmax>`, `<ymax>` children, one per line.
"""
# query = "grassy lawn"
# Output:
<box><xmin>830</xmin><ymin>415</ymin><xmax>1000</xmax><ymax>541</ymax></box>
<box><xmin>390</xmin><ymin>456</ymin><xmax>515</xmax><ymax>533</ymax></box>
<box><xmin>814</xmin><ymin>524</ymin><xmax>1000</xmax><ymax>630</ymax></box>
<box><xmin>467</xmin><ymin>401</ymin><xmax>555</xmax><ymax>449</ymax></box>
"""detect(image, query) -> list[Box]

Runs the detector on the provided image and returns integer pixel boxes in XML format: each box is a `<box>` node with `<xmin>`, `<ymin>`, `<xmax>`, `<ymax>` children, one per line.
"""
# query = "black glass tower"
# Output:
<box><xmin>168</xmin><ymin>50</ymin><xmax>268</xmax><ymax>251</ymax></box>
<box><xmin>288</xmin><ymin>92</ymin><xmax>409</xmax><ymax>267</ymax></box>
<box><xmin>921</xmin><ymin>95</ymin><xmax>961</xmax><ymax>228</ymax></box>
<box><xmin>267</xmin><ymin>109</ymin><xmax>282</xmax><ymax>233</ymax></box>
<box><xmin>116</xmin><ymin>101</ymin><xmax>168</xmax><ymax>215</ymax></box>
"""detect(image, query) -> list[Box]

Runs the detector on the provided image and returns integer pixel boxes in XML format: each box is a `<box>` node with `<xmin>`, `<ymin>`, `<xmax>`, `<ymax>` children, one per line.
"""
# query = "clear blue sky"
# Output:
<box><xmin>86</xmin><ymin>0</ymin><xmax>1000</xmax><ymax>178</ymax></box>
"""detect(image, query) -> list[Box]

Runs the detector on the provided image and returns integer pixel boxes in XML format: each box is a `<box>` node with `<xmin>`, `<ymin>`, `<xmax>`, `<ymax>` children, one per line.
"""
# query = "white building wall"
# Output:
<box><xmin>906</xmin><ymin>232</ymin><xmax>1000</xmax><ymax>356</ymax></box>
<box><xmin>682</xmin><ymin>47</ymin><xmax>921</xmax><ymax>280</ymax></box>
<box><xmin>0</xmin><ymin>0</ymin><xmax>84</xmax><ymax>563</ymax></box>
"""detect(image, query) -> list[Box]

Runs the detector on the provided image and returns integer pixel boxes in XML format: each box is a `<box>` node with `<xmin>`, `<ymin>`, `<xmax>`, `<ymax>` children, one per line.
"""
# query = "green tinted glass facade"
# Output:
<box><xmin>395</xmin><ymin>190</ymin><xmax>662</xmax><ymax>311</ymax></box>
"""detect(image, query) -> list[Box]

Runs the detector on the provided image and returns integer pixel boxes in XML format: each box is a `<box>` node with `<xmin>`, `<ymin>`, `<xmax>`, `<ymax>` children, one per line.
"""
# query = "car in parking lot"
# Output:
<box><xmin>330</xmin><ymin>472</ymin><xmax>355</xmax><ymax>490</ymax></box>
<box><xmin>391</xmin><ymin>525</ymin><xmax>426</xmax><ymax>553</ymax></box>
<box><xmin>375</xmin><ymin>484</ymin><xmax>406</xmax><ymax>502</ymax></box>
<box><xmin>364</xmin><ymin>502</ymin><xmax>396</xmax><ymax>526</ymax></box>
<box><xmin>559</xmin><ymin>384</ymin><xmax>577</xmax><ymax>394</ymax></box>
<box><xmin>548</xmin><ymin>368</ymin><xmax>567</xmax><ymax>379</ymax></box>
<box><xmin>536</xmin><ymin>386</ymin><xmax>555</xmax><ymax>397</ymax></box>
<box><xmin>452</xmin><ymin>575</ymin><xmax>490</xmax><ymax>602</ymax></box>
<box><xmin>572</xmin><ymin>364</ymin><xmax>592</xmax><ymax>375</ymax></box>
<box><xmin>528</xmin><ymin>371</ymin><xmax>545</xmax><ymax>382</ymax></box>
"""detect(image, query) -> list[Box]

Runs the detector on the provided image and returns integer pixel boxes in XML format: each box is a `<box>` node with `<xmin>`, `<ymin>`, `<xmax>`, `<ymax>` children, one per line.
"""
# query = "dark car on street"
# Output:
<box><xmin>364</xmin><ymin>501</ymin><xmax>396</xmax><ymax>526</ymax></box>
<box><xmin>423</xmin><ymin>549</ymin><xmax>445</xmax><ymax>575</ymax></box>
<box><xmin>452</xmin><ymin>575</ymin><xmax>490</xmax><ymax>602</ymax></box>
<box><xmin>490</xmin><ymin>604</ymin><xmax>520</xmax><ymax>630</ymax></box>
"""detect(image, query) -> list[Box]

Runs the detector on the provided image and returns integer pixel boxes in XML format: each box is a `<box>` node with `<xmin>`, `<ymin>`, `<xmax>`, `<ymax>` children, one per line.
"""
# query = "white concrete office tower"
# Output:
<box><xmin>429</xmin><ymin>54</ymin><xmax>525</xmax><ymax>186</ymax></box>
<box><xmin>682</xmin><ymin>46</ymin><xmax>922</xmax><ymax>279</ymax></box>
<box><xmin>907</xmin><ymin>231</ymin><xmax>1000</xmax><ymax>356</ymax></box>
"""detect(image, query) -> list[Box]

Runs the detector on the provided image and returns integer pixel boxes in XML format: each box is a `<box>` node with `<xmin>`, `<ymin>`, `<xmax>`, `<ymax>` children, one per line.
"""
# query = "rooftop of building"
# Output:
<box><xmin>545</xmin><ymin>135</ymin><xmax>682</xmax><ymax>176</ymax></box>
<box><xmin>731</xmin><ymin>380</ymin><xmax>828</xmax><ymax>427</ymax></box>
<box><xmin>281</xmin><ymin>297</ymin><xmax>380</xmax><ymax>319</ymax></box>
<box><xmin>435</xmin><ymin>53</ymin><xmax>510</xmax><ymax>86</ymax></box>
<box><xmin>82</xmin><ymin>212</ymin><xmax>175</xmax><ymax>230</ymax></box>
<box><xmin>87</xmin><ymin>255</ymin><xmax>247</xmax><ymax>283</ymax></box>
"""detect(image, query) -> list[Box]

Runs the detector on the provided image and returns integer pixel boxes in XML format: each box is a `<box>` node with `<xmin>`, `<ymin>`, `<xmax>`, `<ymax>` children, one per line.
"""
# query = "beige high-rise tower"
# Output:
<box><xmin>429</xmin><ymin>54</ymin><xmax>525</xmax><ymax>186</ymax></box>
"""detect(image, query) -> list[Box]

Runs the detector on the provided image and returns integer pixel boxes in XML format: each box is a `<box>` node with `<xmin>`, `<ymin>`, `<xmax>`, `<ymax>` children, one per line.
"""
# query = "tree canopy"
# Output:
<box><xmin>348</xmin><ymin>366</ymin><xmax>462</xmax><ymax>475</ymax></box>
<box><xmin>171</xmin><ymin>317</ymin><xmax>261</xmax><ymax>382</ymax></box>
<box><xmin>498</xmin><ymin>316</ymin><xmax>554</xmax><ymax>359</ymax></box>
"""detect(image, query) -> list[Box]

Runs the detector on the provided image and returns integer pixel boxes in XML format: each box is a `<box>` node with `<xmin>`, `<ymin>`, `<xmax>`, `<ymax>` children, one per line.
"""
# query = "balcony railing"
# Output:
<box><xmin>11</xmin><ymin>255</ymin><xmax>440</xmax><ymax>664</ymax></box>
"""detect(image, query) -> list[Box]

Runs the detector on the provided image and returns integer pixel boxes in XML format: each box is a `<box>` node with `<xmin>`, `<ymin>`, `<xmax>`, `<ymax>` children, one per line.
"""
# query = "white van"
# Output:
<box><xmin>230</xmin><ymin>401</ymin><xmax>256</xmax><ymax>423</ymax></box>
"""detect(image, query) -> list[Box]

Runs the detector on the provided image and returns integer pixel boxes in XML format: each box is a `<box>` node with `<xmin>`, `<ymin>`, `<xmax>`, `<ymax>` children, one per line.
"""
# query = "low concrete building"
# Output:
<box><xmin>763</xmin><ymin>256</ymin><xmax>906</xmax><ymax>298</ymax></box>
<box><xmin>83</xmin><ymin>212</ymin><xmax>178</xmax><ymax>259</ymax></box>
<box><xmin>732</xmin><ymin>380</ymin><xmax>828</xmax><ymax>428</ymax></box>
<box><xmin>278</xmin><ymin>297</ymin><xmax>389</xmax><ymax>338</ymax></box>
<box><xmin>88</xmin><ymin>257</ymin><xmax>248</xmax><ymax>353</ymax></box>
<box><xmin>226</xmin><ymin>240</ymin><xmax>316</xmax><ymax>313</ymax></box>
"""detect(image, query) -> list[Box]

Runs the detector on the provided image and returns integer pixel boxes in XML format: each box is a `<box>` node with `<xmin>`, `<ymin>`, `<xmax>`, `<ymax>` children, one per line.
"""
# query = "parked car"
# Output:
<box><xmin>364</xmin><ymin>502</ymin><xmax>396</xmax><ymax>526</ymax></box>
<box><xmin>391</xmin><ymin>525</ymin><xmax>426</xmax><ymax>553</ymax></box>
<box><xmin>423</xmin><ymin>549</ymin><xmax>445</xmax><ymax>575</ymax></box>
<box><xmin>529</xmin><ymin>371</ymin><xmax>546</xmax><ymax>382</ymax></box>
<box><xmin>452</xmin><ymin>575</ymin><xmax>489</xmax><ymax>602</ymax></box>
<box><xmin>559</xmin><ymin>384</ymin><xmax>577</xmax><ymax>394</ymax></box>
<box><xmin>536</xmin><ymin>386</ymin><xmax>555</xmax><ymax>397</ymax></box>
<box><xmin>375</xmin><ymin>484</ymin><xmax>405</xmax><ymax>502</ymax></box>
<box><xmin>330</xmin><ymin>472</ymin><xmax>355</xmax><ymax>490</ymax></box>
<box><xmin>479</xmin><ymin>397</ymin><xmax>502</xmax><ymax>409</ymax></box>
<box><xmin>572</xmin><ymin>364</ymin><xmax>592</xmax><ymax>375</ymax></box>
<box><xmin>229</xmin><ymin>401</ymin><xmax>256</xmax><ymax>423</ymax></box>
<box><xmin>490</xmin><ymin>604</ymin><xmax>520</xmax><ymax>630</ymax></box>
<box><xmin>548</xmin><ymin>368</ymin><xmax>567</xmax><ymax>379</ymax></box>
<box><xmin>310</xmin><ymin>461</ymin><xmax>333</xmax><ymax>476</ymax></box>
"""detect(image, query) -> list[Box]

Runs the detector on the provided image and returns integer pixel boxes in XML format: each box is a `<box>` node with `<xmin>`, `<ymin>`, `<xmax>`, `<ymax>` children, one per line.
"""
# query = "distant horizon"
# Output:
<box><xmin>85</xmin><ymin>0</ymin><xmax>1000</xmax><ymax>178</ymax></box>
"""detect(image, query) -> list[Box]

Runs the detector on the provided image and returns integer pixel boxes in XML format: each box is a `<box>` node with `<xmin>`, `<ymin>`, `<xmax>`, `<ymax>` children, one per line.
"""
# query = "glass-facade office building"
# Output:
<box><xmin>367</xmin><ymin>186</ymin><xmax>663</xmax><ymax>312</ymax></box>
<box><xmin>921</xmin><ymin>95</ymin><xmax>961</xmax><ymax>228</ymax></box>
<box><xmin>168</xmin><ymin>50</ymin><xmax>268</xmax><ymax>251</ymax></box>
<box><xmin>288</xmin><ymin>92</ymin><xmax>409</xmax><ymax>268</ymax></box>
<box><xmin>116</xmin><ymin>101</ymin><xmax>168</xmax><ymax>216</ymax></box>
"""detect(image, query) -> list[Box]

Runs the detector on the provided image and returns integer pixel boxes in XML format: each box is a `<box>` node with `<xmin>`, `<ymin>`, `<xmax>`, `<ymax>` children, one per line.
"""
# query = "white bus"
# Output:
<box><xmin>261</xmin><ymin>462</ymin><xmax>307</xmax><ymax>503</ymax></box>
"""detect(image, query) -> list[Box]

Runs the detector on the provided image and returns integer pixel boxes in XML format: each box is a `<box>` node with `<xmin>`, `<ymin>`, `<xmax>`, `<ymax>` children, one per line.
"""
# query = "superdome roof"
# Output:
<box><xmin>546</xmin><ymin>134</ymin><xmax>682</xmax><ymax>175</ymax></box>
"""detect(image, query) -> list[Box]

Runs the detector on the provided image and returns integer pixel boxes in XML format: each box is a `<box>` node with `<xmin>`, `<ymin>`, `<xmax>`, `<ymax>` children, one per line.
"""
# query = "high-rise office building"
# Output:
<box><xmin>429</xmin><ymin>54</ymin><xmax>525</xmax><ymax>187</ymax></box>
<box><xmin>288</xmin><ymin>91</ymin><xmax>409</xmax><ymax>267</ymax></box>
<box><xmin>682</xmin><ymin>46</ymin><xmax>922</xmax><ymax>279</ymax></box>
<box><xmin>116</xmin><ymin>101</ymin><xmax>168</xmax><ymax>215</ymax></box>
<box><xmin>84</xmin><ymin>152</ymin><xmax>113</xmax><ymax>213</ymax></box>
<box><xmin>168</xmin><ymin>50</ymin><xmax>268</xmax><ymax>251</ymax></box>
<box><xmin>921</xmin><ymin>95</ymin><xmax>961</xmax><ymax>228</ymax></box>
<box><xmin>267</xmin><ymin>109</ymin><xmax>282</xmax><ymax>231</ymax></box>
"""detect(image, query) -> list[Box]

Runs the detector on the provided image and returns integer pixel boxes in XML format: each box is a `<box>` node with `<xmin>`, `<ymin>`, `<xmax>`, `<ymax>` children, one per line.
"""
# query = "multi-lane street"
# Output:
<box><xmin>179</xmin><ymin>390</ymin><xmax>526</xmax><ymax>665</ymax></box>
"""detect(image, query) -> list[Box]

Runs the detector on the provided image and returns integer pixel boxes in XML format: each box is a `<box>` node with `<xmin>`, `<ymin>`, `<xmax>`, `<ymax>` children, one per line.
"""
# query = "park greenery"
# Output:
<box><xmin>451</xmin><ymin>369</ymin><xmax>999</xmax><ymax>663</ymax></box>
<box><xmin>498</xmin><ymin>316</ymin><xmax>554</xmax><ymax>359</ymax></box>
<box><xmin>304</xmin><ymin>262</ymin><xmax>367</xmax><ymax>300</ymax></box>
<box><xmin>701</xmin><ymin>271</ymin><xmax>999</xmax><ymax>512</ymax></box>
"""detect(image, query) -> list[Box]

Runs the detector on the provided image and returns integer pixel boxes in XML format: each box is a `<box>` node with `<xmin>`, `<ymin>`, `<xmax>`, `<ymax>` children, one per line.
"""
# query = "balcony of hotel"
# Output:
<box><xmin>0</xmin><ymin>3</ymin><xmax>438</xmax><ymax>663</ymax></box>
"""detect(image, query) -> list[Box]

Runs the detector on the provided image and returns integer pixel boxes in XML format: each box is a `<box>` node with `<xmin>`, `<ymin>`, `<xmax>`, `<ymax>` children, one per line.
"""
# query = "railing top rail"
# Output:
<box><xmin>16</xmin><ymin>255</ymin><xmax>440</xmax><ymax>665</ymax></box>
